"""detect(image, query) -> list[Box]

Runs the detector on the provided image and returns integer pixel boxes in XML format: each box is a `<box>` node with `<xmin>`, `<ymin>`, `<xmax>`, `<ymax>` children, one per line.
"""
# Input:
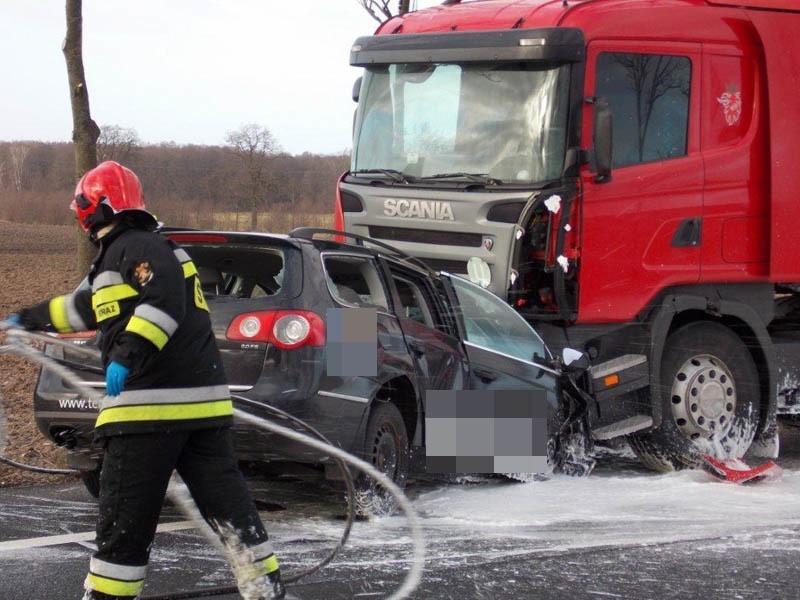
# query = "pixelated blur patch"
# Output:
<box><xmin>426</xmin><ymin>389</ymin><xmax>549</xmax><ymax>474</ymax></box>
<box><xmin>326</xmin><ymin>308</ymin><xmax>377</xmax><ymax>376</ymax></box>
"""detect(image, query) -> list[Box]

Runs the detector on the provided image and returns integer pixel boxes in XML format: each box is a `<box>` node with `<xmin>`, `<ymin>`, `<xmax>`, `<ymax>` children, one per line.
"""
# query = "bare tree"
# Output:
<box><xmin>358</xmin><ymin>0</ymin><xmax>414</xmax><ymax>22</ymax></box>
<box><xmin>63</xmin><ymin>0</ymin><xmax>100</xmax><ymax>272</ymax></box>
<box><xmin>8</xmin><ymin>144</ymin><xmax>30</xmax><ymax>192</ymax></box>
<box><xmin>225</xmin><ymin>124</ymin><xmax>280</xmax><ymax>230</ymax></box>
<box><xmin>612</xmin><ymin>54</ymin><xmax>688</xmax><ymax>162</ymax></box>
<box><xmin>97</xmin><ymin>125</ymin><xmax>141</xmax><ymax>163</ymax></box>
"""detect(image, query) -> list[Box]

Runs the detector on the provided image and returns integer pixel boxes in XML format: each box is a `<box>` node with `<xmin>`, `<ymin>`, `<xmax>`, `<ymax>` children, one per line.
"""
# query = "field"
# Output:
<box><xmin>0</xmin><ymin>221</ymin><xmax>81</xmax><ymax>486</ymax></box>
<box><xmin>175</xmin><ymin>210</ymin><xmax>333</xmax><ymax>232</ymax></box>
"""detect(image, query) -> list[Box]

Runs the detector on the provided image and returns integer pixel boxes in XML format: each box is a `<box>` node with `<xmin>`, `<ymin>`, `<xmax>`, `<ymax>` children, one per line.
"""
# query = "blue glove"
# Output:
<box><xmin>4</xmin><ymin>314</ymin><xmax>21</xmax><ymax>328</ymax></box>
<box><xmin>105</xmin><ymin>361</ymin><xmax>130</xmax><ymax>397</ymax></box>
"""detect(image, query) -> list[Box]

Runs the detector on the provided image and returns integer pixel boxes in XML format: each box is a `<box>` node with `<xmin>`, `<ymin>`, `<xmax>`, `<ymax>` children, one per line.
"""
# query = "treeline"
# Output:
<box><xmin>0</xmin><ymin>141</ymin><xmax>348</xmax><ymax>231</ymax></box>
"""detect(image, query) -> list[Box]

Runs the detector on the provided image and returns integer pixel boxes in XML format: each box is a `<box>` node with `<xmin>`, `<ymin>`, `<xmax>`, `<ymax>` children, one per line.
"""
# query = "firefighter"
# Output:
<box><xmin>8</xmin><ymin>161</ymin><xmax>285</xmax><ymax>600</ymax></box>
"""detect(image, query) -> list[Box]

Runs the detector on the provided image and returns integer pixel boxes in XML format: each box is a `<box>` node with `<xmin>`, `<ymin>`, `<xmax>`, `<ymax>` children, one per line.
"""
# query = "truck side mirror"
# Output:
<box><xmin>352</xmin><ymin>76</ymin><xmax>362</xmax><ymax>103</ymax></box>
<box><xmin>593</xmin><ymin>96</ymin><xmax>613</xmax><ymax>183</ymax></box>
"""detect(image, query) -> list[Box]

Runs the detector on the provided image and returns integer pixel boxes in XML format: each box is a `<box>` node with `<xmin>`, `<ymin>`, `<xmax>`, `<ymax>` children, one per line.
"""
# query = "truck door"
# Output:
<box><xmin>579</xmin><ymin>41</ymin><xmax>703</xmax><ymax>322</ymax></box>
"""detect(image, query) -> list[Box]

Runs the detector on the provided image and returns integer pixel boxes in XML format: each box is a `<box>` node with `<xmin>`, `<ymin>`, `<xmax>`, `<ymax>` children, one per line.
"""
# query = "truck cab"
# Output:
<box><xmin>338</xmin><ymin>0</ymin><xmax>800</xmax><ymax>471</ymax></box>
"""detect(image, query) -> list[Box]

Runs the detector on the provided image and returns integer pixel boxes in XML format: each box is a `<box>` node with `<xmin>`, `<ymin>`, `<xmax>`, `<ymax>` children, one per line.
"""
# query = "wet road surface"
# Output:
<box><xmin>2</xmin><ymin>425</ymin><xmax>800</xmax><ymax>600</ymax></box>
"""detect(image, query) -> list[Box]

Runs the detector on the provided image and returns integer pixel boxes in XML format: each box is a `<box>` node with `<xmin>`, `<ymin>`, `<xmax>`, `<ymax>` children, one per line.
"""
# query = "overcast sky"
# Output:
<box><xmin>0</xmin><ymin>1</ymin><xmax>439</xmax><ymax>155</ymax></box>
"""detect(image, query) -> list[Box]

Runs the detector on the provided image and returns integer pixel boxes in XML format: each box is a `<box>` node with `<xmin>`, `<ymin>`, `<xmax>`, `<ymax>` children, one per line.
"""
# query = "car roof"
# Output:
<box><xmin>162</xmin><ymin>227</ymin><xmax>438</xmax><ymax>279</ymax></box>
<box><xmin>291</xmin><ymin>228</ymin><xmax>437</xmax><ymax>276</ymax></box>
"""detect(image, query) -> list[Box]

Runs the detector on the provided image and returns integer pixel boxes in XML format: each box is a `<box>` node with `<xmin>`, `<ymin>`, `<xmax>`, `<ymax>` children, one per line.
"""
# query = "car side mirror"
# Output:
<box><xmin>352</xmin><ymin>76</ymin><xmax>362</xmax><ymax>103</ymax></box>
<box><xmin>532</xmin><ymin>352</ymin><xmax>547</xmax><ymax>380</ymax></box>
<box><xmin>562</xmin><ymin>347</ymin><xmax>590</xmax><ymax>373</ymax></box>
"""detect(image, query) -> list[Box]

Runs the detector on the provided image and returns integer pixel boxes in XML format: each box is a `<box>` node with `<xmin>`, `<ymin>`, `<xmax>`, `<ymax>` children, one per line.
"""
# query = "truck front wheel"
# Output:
<box><xmin>629</xmin><ymin>322</ymin><xmax>761</xmax><ymax>471</ymax></box>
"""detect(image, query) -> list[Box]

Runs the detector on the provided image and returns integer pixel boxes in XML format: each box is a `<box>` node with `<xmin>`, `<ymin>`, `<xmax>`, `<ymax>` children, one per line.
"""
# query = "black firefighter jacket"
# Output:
<box><xmin>19</xmin><ymin>222</ymin><xmax>233</xmax><ymax>437</ymax></box>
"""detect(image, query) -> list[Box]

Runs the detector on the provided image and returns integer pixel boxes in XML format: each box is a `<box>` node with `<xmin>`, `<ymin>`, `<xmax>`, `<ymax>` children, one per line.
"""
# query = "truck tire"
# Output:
<box><xmin>80</xmin><ymin>467</ymin><xmax>101</xmax><ymax>498</ymax></box>
<box><xmin>779</xmin><ymin>415</ymin><xmax>800</xmax><ymax>427</ymax></box>
<box><xmin>354</xmin><ymin>402</ymin><xmax>409</xmax><ymax>517</ymax></box>
<box><xmin>629</xmin><ymin>322</ymin><xmax>761</xmax><ymax>471</ymax></box>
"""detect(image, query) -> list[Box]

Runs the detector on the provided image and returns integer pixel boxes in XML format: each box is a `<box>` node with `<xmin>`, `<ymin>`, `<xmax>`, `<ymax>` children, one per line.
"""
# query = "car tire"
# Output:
<box><xmin>80</xmin><ymin>467</ymin><xmax>101</xmax><ymax>498</ymax></box>
<box><xmin>629</xmin><ymin>322</ymin><xmax>761</xmax><ymax>471</ymax></box>
<box><xmin>354</xmin><ymin>402</ymin><xmax>409</xmax><ymax>517</ymax></box>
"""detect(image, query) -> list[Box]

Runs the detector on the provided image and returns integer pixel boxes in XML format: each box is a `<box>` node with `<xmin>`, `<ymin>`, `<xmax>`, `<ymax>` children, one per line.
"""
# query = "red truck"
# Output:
<box><xmin>336</xmin><ymin>0</ymin><xmax>800</xmax><ymax>470</ymax></box>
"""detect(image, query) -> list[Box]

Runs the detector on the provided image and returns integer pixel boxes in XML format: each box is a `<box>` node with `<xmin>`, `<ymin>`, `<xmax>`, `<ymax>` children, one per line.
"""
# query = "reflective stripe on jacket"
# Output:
<box><xmin>22</xmin><ymin>221</ymin><xmax>232</xmax><ymax>436</ymax></box>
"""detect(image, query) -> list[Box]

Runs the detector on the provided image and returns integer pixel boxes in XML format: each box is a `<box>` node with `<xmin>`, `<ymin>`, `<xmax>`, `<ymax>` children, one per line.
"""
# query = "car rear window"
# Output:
<box><xmin>181</xmin><ymin>243</ymin><xmax>294</xmax><ymax>298</ymax></box>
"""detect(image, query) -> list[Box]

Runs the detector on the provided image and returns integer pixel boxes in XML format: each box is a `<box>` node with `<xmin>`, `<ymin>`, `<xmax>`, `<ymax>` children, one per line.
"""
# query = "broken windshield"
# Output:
<box><xmin>352</xmin><ymin>62</ymin><xmax>570</xmax><ymax>185</ymax></box>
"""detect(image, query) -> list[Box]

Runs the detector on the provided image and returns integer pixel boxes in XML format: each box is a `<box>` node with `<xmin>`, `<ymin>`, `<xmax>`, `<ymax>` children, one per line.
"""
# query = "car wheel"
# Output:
<box><xmin>80</xmin><ymin>466</ymin><xmax>101</xmax><ymax>498</ymax></box>
<box><xmin>354</xmin><ymin>402</ymin><xmax>409</xmax><ymax>517</ymax></box>
<box><xmin>629</xmin><ymin>322</ymin><xmax>761</xmax><ymax>471</ymax></box>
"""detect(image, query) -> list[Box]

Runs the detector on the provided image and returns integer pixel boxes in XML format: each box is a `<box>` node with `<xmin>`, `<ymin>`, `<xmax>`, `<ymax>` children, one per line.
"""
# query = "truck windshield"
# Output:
<box><xmin>352</xmin><ymin>62</ymin><xmax>570</xmax><ymax>184</ymax></box>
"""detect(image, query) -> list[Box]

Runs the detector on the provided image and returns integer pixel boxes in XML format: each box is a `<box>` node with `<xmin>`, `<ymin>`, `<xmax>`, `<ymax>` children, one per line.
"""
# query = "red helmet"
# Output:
<box><xmin>71</xmin><ymin>161</ymin><xmax>156</xmax><ymax>234</ymax></box>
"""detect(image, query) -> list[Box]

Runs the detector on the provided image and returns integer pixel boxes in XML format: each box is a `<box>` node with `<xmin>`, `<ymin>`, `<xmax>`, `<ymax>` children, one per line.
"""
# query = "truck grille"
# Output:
<box><xmin>369</xmin><ymin>225</ymin><xmax>483</xmax><ymax>247</ymax></box>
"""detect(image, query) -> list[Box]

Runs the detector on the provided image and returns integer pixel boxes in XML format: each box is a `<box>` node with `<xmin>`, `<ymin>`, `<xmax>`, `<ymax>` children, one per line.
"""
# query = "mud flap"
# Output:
<box><xmin>701</xmin><ymin>454</ymin><xmax>783</xmax><ymax>484</ymax></box>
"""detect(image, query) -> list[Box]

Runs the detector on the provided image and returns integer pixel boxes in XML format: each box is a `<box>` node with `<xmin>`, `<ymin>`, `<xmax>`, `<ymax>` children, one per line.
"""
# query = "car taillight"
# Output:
<box><xmin>226</xmin><ymin>310</ymin><xmax>325</xmax><ymax>349</ymax></box>
<box><xmin>167</xmin><ymin>233</ymin><xmax>229</xmax><ymax>244</ymax></box>
<box><xmin>54</xmin><ymin>331</ymin><xmax>96</xmax><ymax>339</ymax></box>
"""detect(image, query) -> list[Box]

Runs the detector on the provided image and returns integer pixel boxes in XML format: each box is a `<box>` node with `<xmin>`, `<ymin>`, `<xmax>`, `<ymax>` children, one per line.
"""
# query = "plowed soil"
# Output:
<box><xmin>0</xmin><ymin>221</ymin><xmax>82</xmax><ymax>487</ymax></box>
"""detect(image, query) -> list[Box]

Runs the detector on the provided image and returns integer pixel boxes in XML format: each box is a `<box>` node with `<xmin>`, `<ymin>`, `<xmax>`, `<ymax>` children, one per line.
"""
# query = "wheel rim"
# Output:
<box><xmin>670</xmin><ymin>354</ymin><xmax>736</xmax><ymax>440</ymax></box>
<box><xmin>371</xmin><ymin>423</ymin><xmax>398</xmax><ymax>478</ymax></box>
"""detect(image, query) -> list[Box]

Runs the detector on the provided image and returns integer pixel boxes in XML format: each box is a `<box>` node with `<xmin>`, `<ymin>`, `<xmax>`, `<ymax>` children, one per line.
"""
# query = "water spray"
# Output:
<box><xmin>0</xmin><ymin>322</ymin><xmax>425</xmax><ymax>599</ymax></box>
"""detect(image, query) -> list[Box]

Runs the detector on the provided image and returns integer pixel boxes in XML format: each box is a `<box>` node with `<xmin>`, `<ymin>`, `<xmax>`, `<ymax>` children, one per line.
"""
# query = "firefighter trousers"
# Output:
<box><xmin>83</xmin><ymin>426</ymin><xmax>279</xmax><ymax>599</ymax></box>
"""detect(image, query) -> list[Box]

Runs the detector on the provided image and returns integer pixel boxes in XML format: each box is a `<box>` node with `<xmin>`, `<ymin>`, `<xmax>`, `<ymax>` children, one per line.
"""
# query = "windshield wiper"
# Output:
<box><xmin>419</xmin><ymin>172</ymin><xmax>503</xmax><ymax>185</ymax></box>
<box><xmin>350</xmin><ymin>169</ymin><xmax>414</xmax><ymax>184</ymax></box>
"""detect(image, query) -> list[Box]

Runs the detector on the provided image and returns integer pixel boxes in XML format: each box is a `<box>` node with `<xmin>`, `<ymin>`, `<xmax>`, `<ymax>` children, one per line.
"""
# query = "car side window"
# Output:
<box><xmin>449</xmin><ymin>275</ymin><xmax>547</xmax><ymax>362</ymax></box>
<box><xmin>323</xmin><ymin>254</ymin><xmax>389</xmax><ymax>310</ymax></box>
<box><xmin>393</xmin><ymin>276</ymin><xmax>435</xmax><ymax>327</ymax></box>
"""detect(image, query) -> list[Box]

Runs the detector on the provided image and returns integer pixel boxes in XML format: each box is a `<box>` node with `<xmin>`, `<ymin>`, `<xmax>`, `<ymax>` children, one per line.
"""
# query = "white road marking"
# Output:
<box><xmin>0</xmin><ymin>519</ymin><xmax>197</xmax><ymax>552</ymax></box>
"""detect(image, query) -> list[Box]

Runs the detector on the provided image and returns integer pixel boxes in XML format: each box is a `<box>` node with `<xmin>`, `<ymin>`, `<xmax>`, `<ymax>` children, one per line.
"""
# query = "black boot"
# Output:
<box><xmin>264</xmin><ymin>569</ymin><xmax>286</xmax><ymax>600</ymax></box>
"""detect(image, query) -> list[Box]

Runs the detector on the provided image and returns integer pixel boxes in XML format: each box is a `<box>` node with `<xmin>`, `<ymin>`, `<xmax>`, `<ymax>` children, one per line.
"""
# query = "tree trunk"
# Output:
<box><xmin>398</xmin><ymin>0</ymin><xmax>412</xmax><ymax>14</ymax></box>
<box><xmin>63</xmin><ymin>0</ymin><xmax>100</xmax><ymax>275</ymax></box>
<box><xmin>8</xmin><ymin>144</ymin><xmax>30</xmax><ymax>192</ymax></box>
<box><xmin>250</xmin><ymin>203</ymin><xmax>258</xmax><ymax>231</ymax></box>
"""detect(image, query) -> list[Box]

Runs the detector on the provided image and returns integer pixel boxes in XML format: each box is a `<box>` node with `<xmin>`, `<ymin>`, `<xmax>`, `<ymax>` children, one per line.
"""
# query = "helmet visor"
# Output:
<box><xmin>73</xmin><ymin>193</ymin><xmax>93</xmax><ymax>210</ymax></box>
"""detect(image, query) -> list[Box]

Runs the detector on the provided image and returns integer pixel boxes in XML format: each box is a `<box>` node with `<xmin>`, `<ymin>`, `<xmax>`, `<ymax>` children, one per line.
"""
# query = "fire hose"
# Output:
<box><xmin>0</xmin><ymin>323</ymin><xmax>425</xmax><ymax>600</ymax></box>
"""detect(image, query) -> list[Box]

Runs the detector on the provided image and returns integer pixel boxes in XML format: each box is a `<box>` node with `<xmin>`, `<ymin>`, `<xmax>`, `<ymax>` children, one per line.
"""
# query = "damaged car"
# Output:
<box><xmin>33</xmin><ymin>228</ymin><xmax>605</xmax><ymax>500</ymax></box>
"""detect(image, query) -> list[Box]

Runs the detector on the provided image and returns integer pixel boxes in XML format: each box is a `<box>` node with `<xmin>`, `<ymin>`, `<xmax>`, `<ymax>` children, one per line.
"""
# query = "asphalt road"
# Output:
<box><xmin>2</xmin><ymin>426</ymin><xmax>800</xmax><ymax>600</ymax></box>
